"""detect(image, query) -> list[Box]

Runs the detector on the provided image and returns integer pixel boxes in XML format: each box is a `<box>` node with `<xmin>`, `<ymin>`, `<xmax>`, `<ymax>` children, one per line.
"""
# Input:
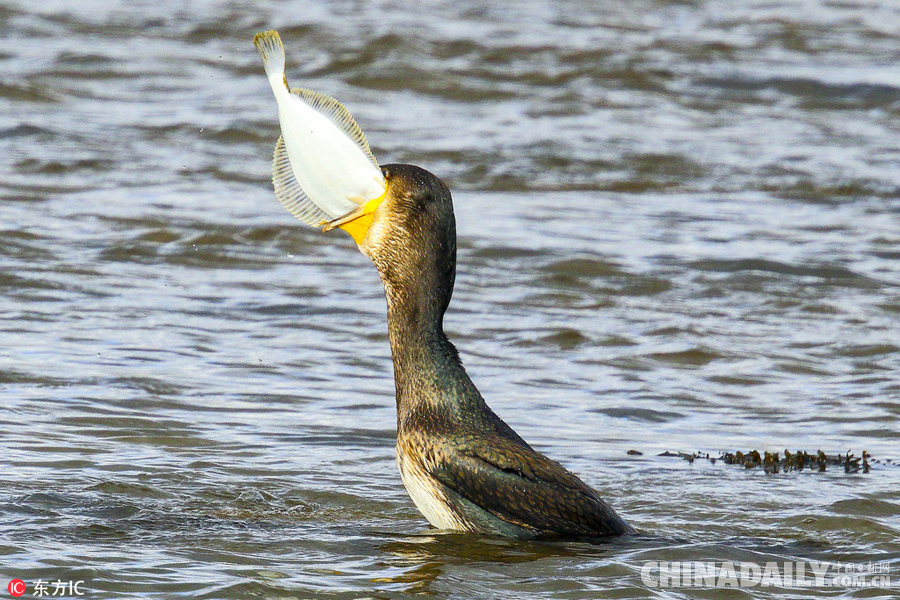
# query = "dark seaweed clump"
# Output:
<box><xmin>656</xmin><ymin>450</ymin><xmax>872</xmax><ymax>474</ymax></box>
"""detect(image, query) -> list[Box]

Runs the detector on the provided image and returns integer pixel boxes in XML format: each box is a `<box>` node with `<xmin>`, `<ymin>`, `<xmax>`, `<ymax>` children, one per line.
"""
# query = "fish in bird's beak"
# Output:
<box><xmin>253</xmin><ymin>30</ymin><xmax>386</xmax><ymax>245</ymax></box>
<box><xmin>320</xmin><ymin>194</ymin><xmax>385</xmax><ymax>244</ymax></box>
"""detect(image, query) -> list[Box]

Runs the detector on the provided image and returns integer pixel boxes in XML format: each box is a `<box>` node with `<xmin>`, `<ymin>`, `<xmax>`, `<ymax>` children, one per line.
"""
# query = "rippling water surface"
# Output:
<box><xmin>2</xmin><ymin>1</ymin><xmax>899</xmax><ymax>598</ymax></box>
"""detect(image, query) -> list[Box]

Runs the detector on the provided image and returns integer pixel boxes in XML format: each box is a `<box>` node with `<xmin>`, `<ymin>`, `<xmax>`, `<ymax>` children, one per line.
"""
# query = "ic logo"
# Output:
<box><xmin>7</xmin><ymin>579</ymin><xmax>26</xmax><ymax>597</ymax></box>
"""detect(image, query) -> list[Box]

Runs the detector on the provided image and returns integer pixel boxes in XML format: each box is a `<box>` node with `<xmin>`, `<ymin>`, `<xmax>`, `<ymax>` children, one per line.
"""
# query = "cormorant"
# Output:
<box><xmin>254</xmin><ymin>30</ymin><xmax>633</xmax><ymax>539</ymax></box>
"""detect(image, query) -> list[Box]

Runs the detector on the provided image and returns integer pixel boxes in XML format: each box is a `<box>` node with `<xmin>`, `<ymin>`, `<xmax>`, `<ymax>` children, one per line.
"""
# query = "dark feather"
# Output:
<box><xmin>430</xmin><ymin>432</ymin><xmax>634</xmax><ymax>536</ymax></box>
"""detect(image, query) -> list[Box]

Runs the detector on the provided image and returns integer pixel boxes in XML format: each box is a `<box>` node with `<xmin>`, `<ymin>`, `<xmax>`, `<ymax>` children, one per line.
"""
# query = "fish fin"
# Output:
<box><xmin>271</xmin><ymin>135</ymin><xmax>331</xmax><ymax>227</ymax></box>
<box><xmin>254</xmin><ymin>30</ymin><xmax>286</xmax><ymax>86</ymax></box>
<box><xmin>290</xmin><ymin>87</ymin><xmax>380</xmax><ymax>170</ymax></box>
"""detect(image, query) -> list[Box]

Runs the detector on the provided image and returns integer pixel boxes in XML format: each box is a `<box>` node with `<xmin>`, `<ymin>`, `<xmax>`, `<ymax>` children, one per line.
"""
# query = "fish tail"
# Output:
<box><xmin>254</xmin><ymin>30</ymin><xmax>286</xmax><ymax>86</ymax></box>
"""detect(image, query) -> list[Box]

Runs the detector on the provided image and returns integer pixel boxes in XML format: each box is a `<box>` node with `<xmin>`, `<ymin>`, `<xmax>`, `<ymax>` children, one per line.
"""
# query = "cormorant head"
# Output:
<box><xmin>326</xmin><ymin>164</ymin><xmax>457</xmax><ymax>312</ymax></box>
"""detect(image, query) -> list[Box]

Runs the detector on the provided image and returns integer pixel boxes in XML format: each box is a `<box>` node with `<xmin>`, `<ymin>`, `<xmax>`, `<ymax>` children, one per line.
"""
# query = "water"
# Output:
<box><xmin>2</xmin><ymin>0</ymin><xmax>899</xmax><ymax>598</ymax></box>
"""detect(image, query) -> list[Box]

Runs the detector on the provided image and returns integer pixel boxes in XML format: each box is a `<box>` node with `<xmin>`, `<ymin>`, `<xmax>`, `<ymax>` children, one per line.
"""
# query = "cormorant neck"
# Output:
<box><xmin>362</xmin><ymin>163</ymin><xmax>485</xmax><ymax>427</ymax></box>
<box><xmin>380</xmin><ymin>260</ymin><xmax>468</xmax><ymax>412</ymax></box>
<box><xmin>373</xmin><ymin>243</ymin><xmax>486</xmax><ymax>429</ymax></box>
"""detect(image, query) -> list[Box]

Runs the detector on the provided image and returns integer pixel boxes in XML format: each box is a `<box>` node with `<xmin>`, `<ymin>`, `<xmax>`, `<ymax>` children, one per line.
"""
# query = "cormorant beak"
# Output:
<box><xmin>322</xmin><ymin>192</ymin><xmax>386</xmax><ymax>245</ymax></box>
